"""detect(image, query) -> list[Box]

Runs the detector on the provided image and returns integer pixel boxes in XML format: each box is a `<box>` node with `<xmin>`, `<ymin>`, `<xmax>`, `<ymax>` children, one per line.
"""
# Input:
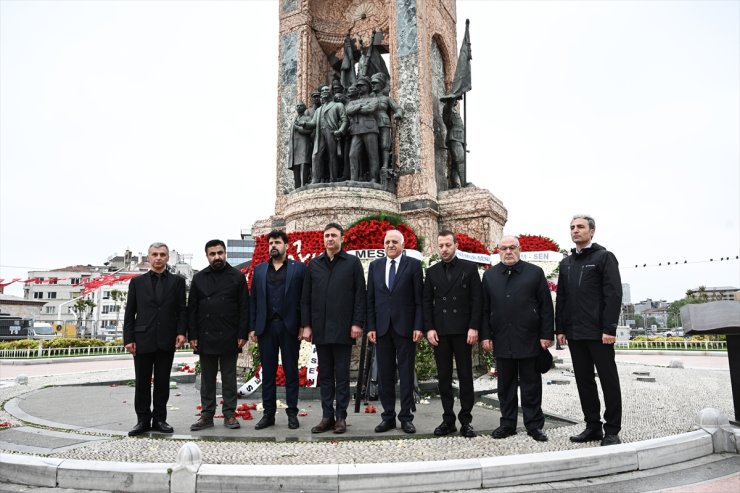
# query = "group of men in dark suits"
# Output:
<box><xmin>123</xmin><ymin>214</ymin><xmax>622</xmax><ymax>445</ymax></box>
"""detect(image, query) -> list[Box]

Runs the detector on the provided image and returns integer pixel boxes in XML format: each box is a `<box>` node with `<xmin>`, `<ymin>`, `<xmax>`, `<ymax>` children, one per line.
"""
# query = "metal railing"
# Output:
<box><xmin>615</xmin><ymin>340</ymin><xmax>727</xmax><ymax>351</ymax></box>
<box><xmin>0</xmin><ymin>343</ymin><xmax>192</xmax><ymax>359</ymax></box>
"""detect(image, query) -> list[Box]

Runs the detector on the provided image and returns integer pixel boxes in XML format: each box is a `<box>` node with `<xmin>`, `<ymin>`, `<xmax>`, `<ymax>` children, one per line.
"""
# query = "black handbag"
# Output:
<box><xmin>536</xmin><ymin>347</ymin><xmax>553</xmax><ymax>374</ymax></box>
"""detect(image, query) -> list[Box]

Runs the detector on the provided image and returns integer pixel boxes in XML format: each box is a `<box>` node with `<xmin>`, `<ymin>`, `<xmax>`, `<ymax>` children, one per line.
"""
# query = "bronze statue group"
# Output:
<box><xmin>123</xmin><ymin>214</ymin><xmax>623</xmax><ymax>446</ymax></box>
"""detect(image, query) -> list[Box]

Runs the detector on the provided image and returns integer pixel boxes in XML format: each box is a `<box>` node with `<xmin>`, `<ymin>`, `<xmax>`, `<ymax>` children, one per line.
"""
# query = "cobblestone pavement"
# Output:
<box><xmin>0</xmin><ymin>352</ymin><xmax>732</xmax><ymax>466</ymax></box>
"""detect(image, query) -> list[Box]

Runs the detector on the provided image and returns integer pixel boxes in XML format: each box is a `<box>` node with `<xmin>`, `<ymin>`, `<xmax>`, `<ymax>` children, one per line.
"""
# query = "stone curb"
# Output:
<box><xmin>0</xmin><ymin>430</ymin><xmax>720</xmax><ymax>492</ymax></box>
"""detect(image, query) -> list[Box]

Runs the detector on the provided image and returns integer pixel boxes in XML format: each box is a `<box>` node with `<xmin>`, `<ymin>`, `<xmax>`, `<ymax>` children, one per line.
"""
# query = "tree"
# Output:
<box><xmin>71</xmin><ymin>298</ymin><xmax>96</xmax><ymax>337</ymax></box>
<box><xmin>110</xmin><ymin>289</ymin><xmax>127</xmax><ymax>331</ymax></box>
<box><xmin>667</xmin><ymin>295</ymin><xmax>708</xmax><ymax>328</ymax></box>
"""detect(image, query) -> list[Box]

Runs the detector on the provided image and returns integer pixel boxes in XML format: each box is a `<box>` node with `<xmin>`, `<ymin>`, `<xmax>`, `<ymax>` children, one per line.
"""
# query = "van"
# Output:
<box><xmin>30</xmin><ymin>323</ymin><xmax>59</xmax><ymax>340</ymax></box>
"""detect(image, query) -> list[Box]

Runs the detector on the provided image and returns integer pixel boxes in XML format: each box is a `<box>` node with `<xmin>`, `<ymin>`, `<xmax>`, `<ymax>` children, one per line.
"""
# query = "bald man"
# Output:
<box><xmin>366</xmin><ymin>230</ymin><xmax>424</xmax><ymax>434</ymax></box>
<box><xmin>481</xmin><ymin>235</ymin><xmax>554</xmax><ymax>442</ymax></box>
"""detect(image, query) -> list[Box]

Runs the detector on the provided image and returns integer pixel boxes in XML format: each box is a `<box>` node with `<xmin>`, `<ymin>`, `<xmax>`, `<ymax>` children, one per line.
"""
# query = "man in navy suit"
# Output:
<box><xmin>249</xmin><ymin>230</ymin><xmax>307</xmax><ymax>430</ymax></box>
<box><xmin>123</xmin><ymin>242</ymin><xmax>187</xmax><ymax>436</ymax></box>
<box><xmin>366</xmin><ymin>230</ymin><xmax>424</xmax><ymax>434</ymax></box>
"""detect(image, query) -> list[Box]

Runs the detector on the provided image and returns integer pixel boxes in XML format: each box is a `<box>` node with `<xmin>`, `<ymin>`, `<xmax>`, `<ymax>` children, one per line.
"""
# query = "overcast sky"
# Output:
<box><xmin>1</xmin><ymin>0</ymin><xmax>738</xmax><ymax>303</ymax></box>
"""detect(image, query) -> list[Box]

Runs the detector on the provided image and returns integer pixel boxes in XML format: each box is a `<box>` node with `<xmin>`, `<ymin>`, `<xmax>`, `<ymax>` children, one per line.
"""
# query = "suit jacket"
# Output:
<box><xmin>301</xmin><ymin>250</ymin><xmax>366</xmax><ymax>345</ymax></box>
<box><xmin>423</xmin><ymin>257</ymin><xmax>482</xmax><ymax>335</ymax></box>
<box><xmin>305</xmin><ymin>101</ymin><xmax>349</xmax><ymax>151</ymax></box>
<box><xmin>187</xmin><ymin>263</ymin><xmax>249</xmax><ymax>355</ymax></box>
<box><xmin>346</xmin><ymin>97</ymin><xmax>379</xmax><ymax>135</ymax></box>
<box><xmin>250</xmin><ymin>259</ymin><xmax>306</xmax><ymax>336</ymax></box>
<box><xmin>366</xmin><ymin>255</ymin><xmax>423</xmax><ymax>337</ymax></box>
<box><xmin>123</xmin><ymin>270</ymin><xmax>187</xmax><ymax>354</ymax></box>
<box><xmin>480</xmin><ymin>260</ymin><xmax>554</xmax><ymax>359</ymax></box>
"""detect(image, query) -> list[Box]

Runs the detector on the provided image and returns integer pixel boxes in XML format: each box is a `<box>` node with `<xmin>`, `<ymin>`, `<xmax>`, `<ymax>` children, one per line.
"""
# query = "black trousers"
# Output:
<box><xmin>133</xmin><ymin>349</ymin><xmax>175</xmax><ymax>423</ymax></box>
<box><xmin>496</xmin><ymin>356</ymin><xmax>544</xmax><ymax>431</ymax></box>
<box><xmin>375</xmin><ymin>328</ymin><xmax>416</xmax><ymax>423</ymax></box>
<box><xmin>433</xmin><ymin>334</ymin><xmax>474</xmax><ymax>425</ymax></box>
<box><xmin>569</xmin><ymin>339</ymin><xmax>622</xmax><ymax>435</ymax></box>
<box><xmin>258</xmin><ymin>319</ymin><xmax>300</xmax><ymax>416</ymax></box>
<box><xmin>316</xmin><ymin>343</ymin><xmax>352</xmax><ymax>420</ymax></box>
<box><xmin>199</xmin><ymin>352</ymin><xmax>238</xmax><ymax>418</ymax></box>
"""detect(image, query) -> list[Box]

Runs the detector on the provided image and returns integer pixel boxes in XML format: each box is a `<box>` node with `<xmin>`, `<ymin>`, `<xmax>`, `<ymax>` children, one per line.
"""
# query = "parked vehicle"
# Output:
<box><xmin>0</xmin><ymin>312</ymin><xmax>31</xmax><ymax>340</ymax></box>
<box><xmin>29</xmin><ymin>323</ymin><xmax>60</xmax><ymax>340</ymax></box>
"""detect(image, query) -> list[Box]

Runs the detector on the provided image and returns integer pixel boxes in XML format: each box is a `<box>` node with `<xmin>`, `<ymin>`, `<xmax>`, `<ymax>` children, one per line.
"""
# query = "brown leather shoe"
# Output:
<box><xmin>311</xmin><ymin>417</ymin><xmax>336</xmax><ymax>434</ymax></box>
<box><xmin>333</xmin><ymin>419</ymin><xmax>347</xmax><ymax>434</ymax></box>
<box><xmin>190</xmin><ymin>416</ymin><xmax>214</xmax><ymax>431</ymax></box>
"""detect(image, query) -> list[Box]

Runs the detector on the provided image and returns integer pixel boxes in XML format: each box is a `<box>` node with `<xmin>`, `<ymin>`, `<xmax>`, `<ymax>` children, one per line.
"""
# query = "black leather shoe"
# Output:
<box><xmin>601</xmin><ymin>434</ymin><xmax>621</xmax><ymax>446</ymax></box>
<box><xmin>374</xmin><ymin>420</ymin><xmax>396</xmax><ymax>433</ymax></box>
<box><xmin>255</xmin><ymin>415</ymin><xmax>275</xmax><ymax>430</ymax></box>
<box><xmin>569</xmin><ymin>428</ymin><xmax>604</xmax><ymax>443</ymax></box>
<box><xmin>491</xmin><ymin>426</ymin><xmax>517</xmax><ymax>439</ymax></box>
<box><xmin>151</xmin><ymin>420</ymin><xmax>173</xmax><ymax>433</ymax></box>
<box><xmin>460</xmin><ymin>423</ymin><xmax>476</xmax><ymax>438</ymax></box>
<box><xmin>434</xmin><ymin>422</ymin><xmax>457</xmax><ymax>436</ymax></box>
<box><xmin>527</xmin><ymin>428</ymin><xmax>548</xmax><ymax>442</ymax></box>
<box><xmin>401</xmin><ymin>421</ymin><xmax>416</xmax><ymax>434</ymax></box>
<box><xmin>333</xmin><ymin>419</ymin><xmax>347</xmax><ymax>434</ymax></box>
<box><xmin>288</xmin><ymin>415</ymin><xmax>299</xmax><ymax>429</ymax></box>
<box><xmin>128</xmin><ymin>421</ymin><xmax>151</xmax><ymax>437</ymax></box>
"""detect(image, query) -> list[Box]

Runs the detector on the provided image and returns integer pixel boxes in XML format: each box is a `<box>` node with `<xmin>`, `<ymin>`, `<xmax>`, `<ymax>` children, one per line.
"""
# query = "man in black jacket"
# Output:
<box><xmin>188</xmin><ymin>239</ymin><xmax>249</xmax><ymax>431</ymax></box>
<box><xmin>423</xmin><ymin>230</ymin><xmax>482</xmax><ymax>438</ymax></box>
<box><xmin>481</xmin><ymin>235</ymin><xmax>554</xmax><ymax>442</ymax></box>
<box><xmin>123</xmin><ymin>242</ymin><xmax>187</xmax><ymax>436</ymax></box>
<box><xmin>301</xmin><ymin>223</ymin><xmax>366</xmax><ymax>434</ymax></box>
<box><xmin>556</xmin><ymin>215</ymin><xmax>623</xmax><ymax>446</ymax></box>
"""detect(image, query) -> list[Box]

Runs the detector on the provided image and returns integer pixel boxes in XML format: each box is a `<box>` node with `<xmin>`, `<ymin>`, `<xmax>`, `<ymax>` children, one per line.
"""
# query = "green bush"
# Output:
<box><xmin>45</xmin><ymin>338</ymin><xmax>106</xmax><ymax>348</ymax></box>
<box><xmin>415</xmin><ymin>338</ymin><xmax>436</xmax><ymax>381</ymax></box>
<box><xmin>0</xmin><ymin>339</ymin><xmax>40</xmax><ymax>350</ymax></box>
<box><xmin>107</xmin><ymin>338</ymin><xmax>124</xmax><ymax>346</ymax></box>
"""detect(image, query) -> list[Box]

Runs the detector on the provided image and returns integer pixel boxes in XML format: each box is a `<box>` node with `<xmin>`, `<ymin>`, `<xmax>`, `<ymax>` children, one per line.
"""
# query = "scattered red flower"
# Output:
<box><xmin>364</xmin><ymin>405</ymin><xmax>377</xmax><ymax>413</ymax></box>
<box><xmin>0</xmin><ymin>422</ymin><xmax>11</xmax><ymax>429</ymax></box>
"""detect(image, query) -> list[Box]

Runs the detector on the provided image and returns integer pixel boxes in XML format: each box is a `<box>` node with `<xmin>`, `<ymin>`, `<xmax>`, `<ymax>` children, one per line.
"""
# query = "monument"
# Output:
<box><xmin>252</xmin><ymin>0</ymin><xmax>507</xmax><ymax>253</ymax></box>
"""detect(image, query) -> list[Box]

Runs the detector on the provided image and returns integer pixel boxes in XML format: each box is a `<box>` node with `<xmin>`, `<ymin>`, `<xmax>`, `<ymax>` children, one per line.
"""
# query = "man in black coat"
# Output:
<box><xmin>123</xmin><ymin>242</ymin><xmax>187</xmax><ymax>436</ymax></box>
<box><xmin>301</xmin><ymin>223</ymin><xmax>366</xmax><ymax>434</ymax></box>
<box><xmin>366</xmin><ymin>230</ymin><xmax>424</xmax><ymax>434</ymax></box>
<box><xmin>249</xmin><ymin>230</ymin><xmax>307</xmax><ymax>430</ymax></box>
<box><xmin>188</xmin><ymin>239</ymin><xmax>249</xmax><ymax>431</ymax></box>
<box><xmin>481</xmin><ymin>235</ymin><xmax>554</xmax><ymax>442</ymax></box>
<box><xmin>556</xmin><ymin>215</ymin><xmax>623</xmax><ymax>446</ymax></box>
<box><xmin>423</xmin><ymin>230</ymin><xmax>482</xmax><ymax>438</ymax></box>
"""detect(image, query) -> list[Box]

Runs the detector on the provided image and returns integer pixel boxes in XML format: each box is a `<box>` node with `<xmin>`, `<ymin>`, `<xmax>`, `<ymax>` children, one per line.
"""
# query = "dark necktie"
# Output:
<box><xmin>445</xmin><ymin>262</ymin><xmax>452</xmax><ymax>282</ymax></box>
<box><xmin>388</xmin><ymin>259</ymin><xmax>396</xmax><ymax>291</ymax></box>
<box><xmin>154</xmin><ymin>274</ymin><xmax>164</xmax><ymax>304</ymax></box>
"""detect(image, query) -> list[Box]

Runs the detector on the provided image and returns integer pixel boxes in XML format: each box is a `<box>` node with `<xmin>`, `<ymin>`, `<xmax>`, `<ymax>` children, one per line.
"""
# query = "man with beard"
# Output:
<box><xmin>124</xmin><ymin>242</ymin><xmax>187</xmax><ymax>436</ymax></box>
<box><xmin>301</xmin><ymin>223</ymin><xmax>366</xmax><ymax>434</ymax></box>
<box><xmin>423</xmin><ymin>230</ymin><xmax>481</xmax><ymax>438</ymax></box>
<box><xmin>188</xmin><ymin>239</ymin><xmax>249</xmax><ymax>431</ymax></box>
<box><xmin>249</xmin><ymin>230</ymin><xmax>307</xmax><ymax>430</ymax></box>
<box><xmin>481</xmin><ymin>235</ymin><xmax>554</xmax><ymax>442</ymax></box>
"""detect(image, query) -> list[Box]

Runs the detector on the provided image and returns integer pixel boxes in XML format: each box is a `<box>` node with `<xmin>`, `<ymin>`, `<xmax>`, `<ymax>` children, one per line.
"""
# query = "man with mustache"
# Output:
<box><xmin>188</xmin><ymin>239</ymin><xmax>249</xmax><ymax>431</ymax></box>
<box><xmin>123</xmin><ymin>242</ymin><xmax>187</xmax><ymax>436</ymax></box>
<box><xmin>249</xmin><ymin>230</ymin><xmax>307</xmax><ymax>430</ymax></box>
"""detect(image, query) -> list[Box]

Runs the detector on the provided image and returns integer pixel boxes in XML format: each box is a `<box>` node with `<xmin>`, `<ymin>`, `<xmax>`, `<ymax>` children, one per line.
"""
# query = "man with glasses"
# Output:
<box><xmin>481</xmin><ymin>235</ymin><xmax>554</xmax><ymax>442</ymax></box>
<box><xmin>556</xmin><ymin>215</ymin><xmax>623</xmax><ymax>446</ymax></box>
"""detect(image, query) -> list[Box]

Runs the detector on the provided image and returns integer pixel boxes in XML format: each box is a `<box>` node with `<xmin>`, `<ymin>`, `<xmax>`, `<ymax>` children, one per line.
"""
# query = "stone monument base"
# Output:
<box><xmin>253</xmin><ymin>185</ymin><xmax>507</xmax><ymax>256</ymax></box>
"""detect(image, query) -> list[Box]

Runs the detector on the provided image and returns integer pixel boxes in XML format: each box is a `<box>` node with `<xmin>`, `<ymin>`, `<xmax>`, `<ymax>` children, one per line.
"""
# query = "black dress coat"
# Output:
<box><xmin>422</xmin><ymin>257</ymin><xmax>482</xmax><ymax>335</ymax></box>
<box><xmin>301</xmin><ymin>250</ymin><xmax>366</xmax><ymax>345</ymax></box>
<box><xmin>480</xmin><ymin>260</ymin><xmax>554</xmax><ymax>359</ymax></box>
<box><xmin>123</xmin><ymin>270</ymin><xmax>187</xmax><ymax>353</ymax></box>
<box><xmin>187</xmin><ymin>263</ymin><xmax>249</xmax><ymax>355</ymax></box>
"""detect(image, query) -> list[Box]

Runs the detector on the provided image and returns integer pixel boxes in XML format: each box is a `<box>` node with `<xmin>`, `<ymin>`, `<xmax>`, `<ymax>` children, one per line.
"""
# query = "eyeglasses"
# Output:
<box><xmin>499</xmin><ymin>246</ymin><xmax>519</xmax><ymax>251</ymax></box>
